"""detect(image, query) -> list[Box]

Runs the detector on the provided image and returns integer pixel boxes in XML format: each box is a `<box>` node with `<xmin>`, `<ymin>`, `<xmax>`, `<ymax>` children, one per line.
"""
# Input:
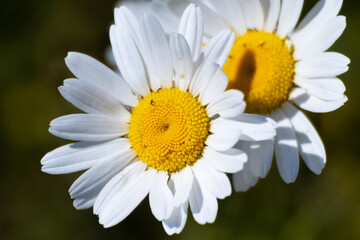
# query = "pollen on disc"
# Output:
<box><xmin>128</xmin><ymin>88</ymin><xmax>210</xmax><ymax>173</ymax></box>
<box><xmin>223</xmin><ymin>31</ymin><xmax>296</xmax><ymax>114</ymax></box>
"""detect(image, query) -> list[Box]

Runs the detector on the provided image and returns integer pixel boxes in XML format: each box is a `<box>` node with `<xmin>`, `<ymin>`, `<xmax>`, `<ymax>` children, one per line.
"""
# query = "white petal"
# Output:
<box><xmin>276</xmin><ymin>0</ymin><xmax>303</xmax><ymax>39</ymax></box>
<box><xmin>149</xmin><ymin>171</ymin><xmax>174</xmax><ymax>221</ymax></box>
<box><xmin>203</xmin><ymin>147</ymin><xmax>247</xmax><ymax>174</ymax></box>
<box><xmin>49</xmin><ymin>114</ymin><xmax>128</xmax><ymax>141</ymax></box>
<box><xmin>262</xmin><ymin>0</ymin><xmax>280</xmax><ymax>33</ymax></box>
<box><xmin>202</xmin><ymin>28</ymin><xmax>235</xmax><ymax>68</ymax></box>
<box><xmin>294</xmin><ymin>76</ymin><xmax>346</xmax><ymax>101</ymax></box>
<box><xmin>232</xmin><ymin>114</ymin><xmax>277</xmax><ymax>141</ymax></box>
<box><xmin>162</xmin><ymin>202</ymin><xmax>188</xmax><ymax>235</ymax></box>
<box><xmin>241</xmin><ymin>0</ymin><xmax>265</xmax><ymax>30</ymax></box>
<box><xmin>97</xmin><ymin>164</ymin><xmax>156</xmax><ymax>228</ymax></box>
<box><xmin>206</xmin><ymin>89</ymin><xmax>245</xmax><ymax>118</ymax></box>
<box><xmin>199</xmin><ymin>68</ymin><xmax>228</xmax><ymax>106</ymax></box>
<box><xmin>110</xmin><ymin>25</ymin><xmax>150</xmax><ymax>96</ymax></box>
<box><xmin>189</xmin><ymin>60</ymin><xmax>218</xmax><ymax>99</ymax></box>
<box><xmin>172</xmin><ymin>166</ymin><xmax>193</xmax><ymax>207</ymax></box>
<box><xmin>140</xmin><ymin>13</ymin><xmax>173</xmax><ymax>90</ymax></box>
<box><xmin>69</xmin><ymin>146</ymin><xmax>135</xmax><ymax>209</ymax></box>
<box><xmin>209</xmin><ymin>117</ymin><xmax>243</xmax><ymax>137</ymax></box>
<box><xmin>59</xmin><ymin>78</ymin><xmax>130</xmax><ymax>122</ymax></box>
<box><xmin>119</xmin><ymin>1</ymin><xmax>151</xmax><ymax>18</ymax></box>
<box><xmin>293</xmin><ymin>16</ymin><xmax>346</xmax><ymax>60</ymax></box>
<box><xmin>187</xmin><ymin>0</ymin><xmax>229</xmax><ymax>37</ymax></box>
<box><xmin>204</xmin><ymin>0</ymin><xmax>247</xmax><ymax>35</ymax></box>
<box><xmin>290</xmin><ymin>88</ymin><xmax>347</xmax><ymax>113</ymax></box>
<box><xmin>72</xmin><ymin>198</ymin><xmax>95</xmax><ymax>210</ymax></box>
<box><xmin>114</xmin><ymin>7</ymin><xmax>143</xmax><ymax>52</ymax></box>
<box><xmin>93</xmin><ymin>161</ymin><xmax>146</xmax><ymax>215</ymax></box>
<box><xmin>41</xmin><ymin>139</ymin><xmax>128</xmax><ymax>174</ymax></box>
<box><xmin>235</xmin><ymin>139</ymin><xmax>274</xmax><ymax>178</ymax></box>
<box><xmin>206</xmin><ymin>133</ymin><xmax>239</xmax><ymax>152</ymax></box>
<box><xmin>192</xmin><ymin>159</ymin><xmax>231</xmax><ymax>199</ymax></box>
<box><xmin>65</xmin><ymin>52</ymin><xmax>138</xmax><ymax>106</ymax></box>
<box><xmin>294</xmin><ymin>0</ymin><xmax>343</xmax><ymax>38</ymax></box>
<box><xmin>282</xmin><ymin>103</ymin><xmax>326</xmax><ymax>174</ymax></box>
<box><xmin>232</xmin><ymin>161</ymin><xmax>259</xmax><ymax>192</ymax></box>
<box><xmin>150</xmin><ymin>1</ymin><xmax>180</xmax><ymax>35</ymax></box>
<box><xmin>295</xmin><ymin>52</ymin><xmax>350</xmax><ymax>78</ymax></box>
<box><xmin>271</xmin><ymin>109</ymin><xmax>299</xmax><ymax>183</ymax></box>
<box><xmin>169</xmin><ymin>33</ymin><xmax>194</xmax><ymax>91</ymax></box>
<box><xmin>178</xmin><ymin>4</ymin><xmax>204</xmax><ymax>61</ymax></box>
<box><xmin>189</xmin><ymin>176</ymin><xmax>218</xmax><ymax>224</ymax></box>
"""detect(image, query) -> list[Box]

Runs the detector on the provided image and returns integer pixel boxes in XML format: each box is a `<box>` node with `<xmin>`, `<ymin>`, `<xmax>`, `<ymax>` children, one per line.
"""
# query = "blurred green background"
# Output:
<box><xmin>0</xmin><ymin>0</ymin><xmax>359</xmax><ymax>239</ymax></box>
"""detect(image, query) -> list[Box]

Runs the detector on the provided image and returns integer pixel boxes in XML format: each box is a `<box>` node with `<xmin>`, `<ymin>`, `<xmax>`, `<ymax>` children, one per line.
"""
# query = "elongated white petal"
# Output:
<box><xmin>277</xmin><ymin>0</ymin><xmax>303</xmax><ymax>39</ymax></box>
<box><xmin>178</xmin><ymin>4</ymin><xmax>204</xmax><ymax>61</ymax></box>
<box><xmin>206</xmin><ymin>89</ymin><xmax>245</xmax><ymax>118</ymax></box>
<box><xmin>295</xmin><ymin>52</ymin><xmax>350</xmax><ymax>78</ymax></box>
<box><xmin>169</xmin><ymin>33</ymin><xmax>194</xmax><ymax>91</ymax></box>
<box><xmin>59</xmin><ymin>79</ymin><xmax>130</xmax><ymax>122</ymax></box>
<box><xmin>97</xmin><ymin>164</ymin><xmax>156</xmax><ymax>227</ymax></box>
<box><xmin>114</xmin><ymin>7</ymin><xmax>143</xmax><ymax>52</ymax></box>
<box><xmin>203</xmin><ymin>147</ymin><xmax>247</xmax><ymax>173</ymax></box>
<box><xmin>241</xmin><ymin>0</ymin><xmax>265</xmax><ymax>30</ymax></box>
<box><xmin>110</xmin><ymin>25</ymin><xmax>150</xmax><ymax>96</ymax></box>
<box><xmin>232</xmin><ymin>114</ymin><xmax>277</xmax><ymax>141</ymax></box>
<box><xmin>190</xmin><ymin>62</ymin><xmax>218</xmax><ymax>98</ymax></box>
<box><xmin>150</xmin><ymin>1</ymin><xmax>181</xmax><ymax>35</ymax></box>
<box><xmin>295</xmin><ymin>76</ymin><xmax>346</xmax><ymax>101</ymax></box>
<box><xmin>206</xmin><ymin>133</ymin><xmax>239</xmax><ymax>152</ymax></box>
<box><xmin>209</xmin><ymin>117</ymin><xmax>243</xmax><ymax>137</ymax></box>
<box><xmin>235</xmin><ymin>139</ymin><xmax>274</xmax><ymax>178</ymax></box>
<box><xmin>65</xmin><ymin>52</ymin><xmax>138</xmax><ymax>106</ymax></box>
<box><xmin>262</xmin><ymin>0</ymin><xmax>281</xmax><ymax>33</ymax></box>
<box><xmin>282</xmin><ymin>103</ymin><xmax>326</xmax><ymax>174</ymax></box>
<box><xmin>162</xmin><ymin>202</ymin><xmax>188</xmax><ymax>235</ymax></box>
<box><xmin>271</xmin><ymin>109</ymin><xmax>299</xmax><ymax>183</ymax></box>
<box><xmin>293</xmin><ymin>16</ymin><xmax>346</xmax><ymax>60</ymax></box>
<box><xmin>202</xmin><ymin>29</ymin><xmax>235</xmax><ymax>68</ymax></box>
<box><xmin>41</xmin><ymin>139</ymin><xmax>128</xmax><ymax>174</ymax></box>
<box><xmin>232</xmin><ymin>162</ymin><xmax>259</xmax><ymax>192</ymax></box>
<box><xmin>199</xmin><ymin>68</ymin><xmax>229</xmax><ymax>106</ymax></box>
<box><xmin>49</xmin><ymin>114</ymin><xmax>128</xmax><ymax>141</ymax></box>
<box><xmin>294</xmin><ymin>0</ymin><xmax>343</xmax><ymax>38</ymax></box>
<box><xmin>149</xmin><ymin>171</ymin><xmax>174</xmax><ymax>221</ymax></box>
<box><xmin>187</xmin><ymin>0</ymin><xmax>229</xmax><ymax>37</ymax></box>
<box><xmin>172</xmin><ymin>166</ymin><xmax>193</xmax><ymax>207</ymax></box>
<box><xmin>93</xmin><ymin>161</ymin><xmax>146</xmax><ymax>214</ymax></box>
<box><xmin>119</xmin><ymin>1</ymin><xmax>151</xmax><ymax>18</ymax></box>
<box><xmin>192</xmin><ymin>159</ymin><xmax>231</xmax><ymax>199</ymax></box>
<box><xmin>72</xmin><ymin>198</ymin><xmax>95</xmax><ymax>210</ymax></box>
<box><xmin>290</xmin><ymin>88</ymin><xmax>347</xmax><ymax>113</ymax></box>
<box><xmin>189</xmin><ymin>176</ymin><xmax>218</xmax><ymax>225</ymax></box>
<box><xmin>140</xmin><ymin>13</ymin><xmax>173</xmax><ymax>90</ymax></box>
<box><xmin>69</xmin><ymin>146</ymin><xmax>135</xmax><ymax>209</ymax></box>
<box><xmin>205</xmin><ymin>0</ymin><xmax>247</xmax><ymax>35</ymax></box>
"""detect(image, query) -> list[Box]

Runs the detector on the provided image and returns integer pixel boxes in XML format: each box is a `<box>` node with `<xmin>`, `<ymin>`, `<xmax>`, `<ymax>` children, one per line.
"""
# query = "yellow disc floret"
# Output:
<box><xmin>223</xmin><ymin>31</ymin><xmax>295</xmax><ymax>114</ymax></box>
<box><xmin>129</xmin><ymin>88</ymin><xmax>210</xmax><ymax>173</ymax></box>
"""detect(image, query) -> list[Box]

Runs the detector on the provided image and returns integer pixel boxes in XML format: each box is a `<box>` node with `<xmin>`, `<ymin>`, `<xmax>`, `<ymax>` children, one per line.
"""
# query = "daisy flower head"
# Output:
<box><xmin>124</xmin><ymin>0</ymin><xmax>350</xmax><ymax>189</ymax></box>
<box><xmin>41</xmin><ymin>4</ymin><xmax>276</xmax><ymax>235</ymax></box>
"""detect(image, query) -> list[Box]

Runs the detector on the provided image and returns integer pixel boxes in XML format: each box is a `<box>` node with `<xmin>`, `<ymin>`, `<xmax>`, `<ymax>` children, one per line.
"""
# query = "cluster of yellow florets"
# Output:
<box><xmin>223</xmin><ymin>31</ymin><xmax>295</xmax><ymax>114</ymax></box>
<box><xmin>128</xmin><ymin>88</ymin><xmax>209</xmax><ymax>173</ymax></box>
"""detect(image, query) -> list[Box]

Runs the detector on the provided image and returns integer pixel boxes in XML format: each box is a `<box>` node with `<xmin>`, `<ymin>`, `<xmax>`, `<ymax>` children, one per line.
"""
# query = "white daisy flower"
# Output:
<box><xmin>122</xmin><ymin>0</ymin><xmax>350</xmax><ymax>188</ymax></box>
<box><xmin>41</xmin><ymin>5</ymin><xmax>276</xmax><ymax>235</ymax></box>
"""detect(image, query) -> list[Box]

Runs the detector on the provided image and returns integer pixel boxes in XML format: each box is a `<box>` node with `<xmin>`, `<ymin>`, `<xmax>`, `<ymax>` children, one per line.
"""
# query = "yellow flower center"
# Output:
<box><xmin>223</xmin><ymin>31</ymin><xmax>295</xmax><ymax>114</ymax></box>
<box><xmin>128</xmin><ymin>88</ymin><xmax>210</xmax><ymax>173</ymax></box>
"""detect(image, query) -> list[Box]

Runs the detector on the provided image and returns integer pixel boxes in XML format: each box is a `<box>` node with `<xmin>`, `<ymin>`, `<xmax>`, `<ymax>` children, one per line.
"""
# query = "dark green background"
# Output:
<box><xmin>1</xmin><ymin>0</ymin><xmax>359</xmax><ymax>239</ymax></box>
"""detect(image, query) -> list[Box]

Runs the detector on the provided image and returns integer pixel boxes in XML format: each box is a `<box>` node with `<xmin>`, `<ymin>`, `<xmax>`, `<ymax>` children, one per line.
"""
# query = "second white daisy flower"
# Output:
<box><xmin>125</xmin><ymin>0</ymin><xmax>349</xmax><ymax>189</ymax></box>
